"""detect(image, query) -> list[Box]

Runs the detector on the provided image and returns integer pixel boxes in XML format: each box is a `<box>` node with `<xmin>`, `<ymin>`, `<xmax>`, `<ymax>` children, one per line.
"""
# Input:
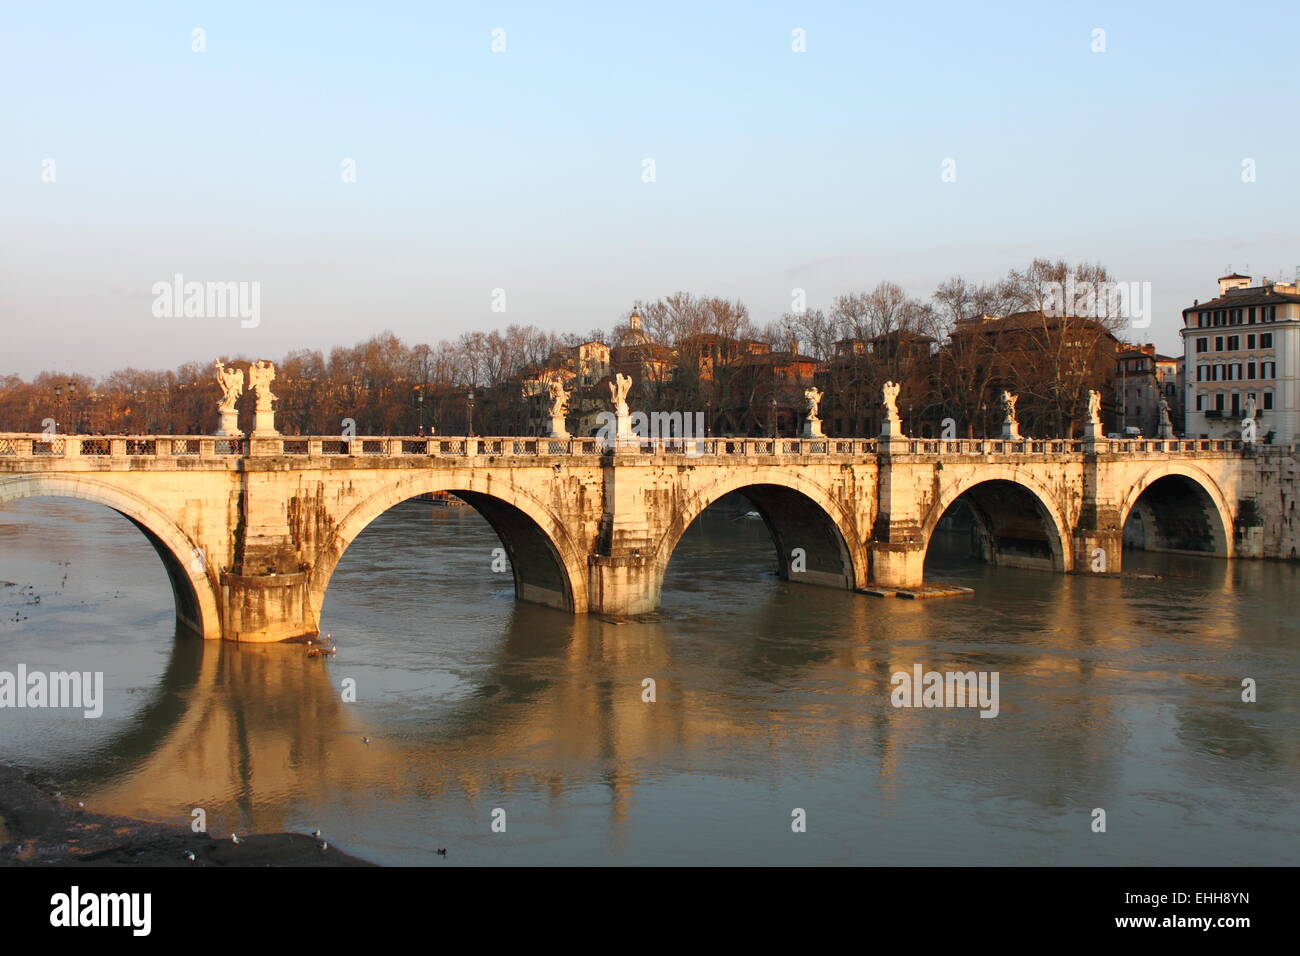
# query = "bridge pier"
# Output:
<box><xmin>1074</xmin><ymin>451</ymin><xmax>1125</xmax><ymax>575</ymax></box>
<box><xmin>869</xmin><ymin>542</ymin><xmax>926</xmax><ymax>589</ymax></box>
<box><xmin>587</xmin><ymin>554</ymin><xmax>660</xmax><ymax>617</ymax></box>
<box><xmin>1071</xmin><ymin>530</ymin><xmax>1122</xmax><ymax>575</ymax></box>
<box><xmin>220</xmin><ymin>571</ymin><xmax>317</xmax><ymax>643</ymax></box>
<box><xmin>869</xmin><ymin>448</ymin><xmax>927</xmax><ymax>589</ymax></box>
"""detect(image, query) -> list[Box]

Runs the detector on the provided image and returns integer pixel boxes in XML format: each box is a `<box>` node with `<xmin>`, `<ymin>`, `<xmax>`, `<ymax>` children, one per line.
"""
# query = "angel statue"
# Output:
<box><xmin>804</xmin><ymin>386</ymin><xmax>823</xmax><ymax>421</ymax></box>
<box><xmin>609</xmin><ymin>372</ymin><xmax>632</xmax><ymax>418</ymax></box>
<box><xmin>215</xmin><ymin>361</ymin><xmax>244</xmax><ymax>412</ymax></box>
<box><xmin>547</xmin><ymin>377</ymin><xmax>570</xmax><ymax>418</ymax></box>
<box><xmin>882</xmin><ymin>381</ymin><xmax>901</xmax><ymax>420</ymax></box>
<box><xmin>1158</xmin><ymin>398</ymin><xmax>1173</xmax><ymax>429</ymax></box>
<box><xmin>1086</xmin><ymin>389</ymin><xmax>1102</xmax><ymax>427</ymax></box>
<box><xmin>1001</xmin><ymin>390</ymin><xmax>1018</xmax><ymax>422</ymax></box>
<box><xmin>248</xmin><ymin>360</ymin><xmax>278</xmax><ymax>412</ymax></box>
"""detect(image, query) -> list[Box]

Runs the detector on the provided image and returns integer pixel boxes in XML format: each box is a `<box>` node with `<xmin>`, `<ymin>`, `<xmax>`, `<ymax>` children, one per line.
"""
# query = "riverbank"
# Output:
<box><xmin>0</xmin><ymin>766</ymin><xmax>375</xmax><ymax>866</ymax></box>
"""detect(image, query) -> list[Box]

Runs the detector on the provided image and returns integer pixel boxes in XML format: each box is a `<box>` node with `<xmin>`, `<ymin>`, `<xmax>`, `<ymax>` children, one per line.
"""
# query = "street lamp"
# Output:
<box><xmin>706</xmin><ymin>399</ymin><xmax>713</xmax><ymax>438</ymax></box>
<box><xmin>769</xmin><ymin>395</ymin><xmax>778</xmax><ymax>439</ymax></box>
<box><xmin>466</xmin><ymin>389</ymin><xmax>476</xmax><ymax>437</ymax></box>
<box><xmin>415</xmin><ymin>386</ymin><xmax>425</xmax><ymax>436</ymax></box>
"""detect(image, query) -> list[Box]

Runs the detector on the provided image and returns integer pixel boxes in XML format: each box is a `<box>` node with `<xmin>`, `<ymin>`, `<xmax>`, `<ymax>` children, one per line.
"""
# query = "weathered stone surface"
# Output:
<box><xmin>0</xmin><ymin>435</ymin><xmax>1289</xmax><ymax>641</ymax></box>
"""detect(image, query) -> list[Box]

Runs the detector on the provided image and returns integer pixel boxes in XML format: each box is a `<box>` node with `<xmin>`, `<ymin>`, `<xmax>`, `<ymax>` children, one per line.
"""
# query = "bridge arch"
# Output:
<box><xmin>923</xmin><ymin>469</ymin><xmax>1073</xmax><ymax>572</ymax></box>
<box><xmin>654</xmin><ymin>467</ymin><xmax>867</xmax><ymax>596</ymax></box>
<box><xmin>1118</xmin><ymin>463</ymin><xmax>1233</xmax><ymax>557</ymax></box>
<box><xmin>307</xmin><ymin>470</ymin><xmax>589</xmax><ymax>623</ymax></box>
<box><xmin>0</xmin><ymin>474</ymin><xmax>221</xmax><ymax>639</ymax></box>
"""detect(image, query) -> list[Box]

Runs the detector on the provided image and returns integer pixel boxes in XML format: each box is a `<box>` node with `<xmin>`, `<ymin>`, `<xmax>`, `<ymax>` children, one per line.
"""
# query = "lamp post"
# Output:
<box><xmin>769</xmin><ymin>395</ymin><xmax>778</xmax><ymax>439</ymax></box>
<box><xmin>706</xmin><ymin>399</ymin><xmax>712</xmax><ymax>438</ymax></box>
<box><xmin>466</xmin><ymin>389</ymin><xmax>476</xmax><ymax>437</ymax></box>
<box><xmin>415</xmin><ymin>386</ymin><xmax>425</xmax><ymax>436</ymax></box>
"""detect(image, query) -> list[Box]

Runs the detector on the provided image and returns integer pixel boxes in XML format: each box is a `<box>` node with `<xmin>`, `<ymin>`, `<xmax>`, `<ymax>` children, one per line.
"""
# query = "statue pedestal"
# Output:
<box><xmin>215</xmin><ymin>409</ymin><xmax>242</xmax><ymax>437</ymax></box>
<box><xmin>878</xmin><ymin>415</ymin><xmax>907</xmax><ymax>453</ymax></box>
<box><xmin>547</xmin><ymin>415</ymin><xmax>570</xmax><ymax>439</ymax></box>
<box><xmin>1001</xmin><ymin>420</ymin><xmax>1022</xmax><ymax>440</ymax></box>
<box><xmin>801</xmin><ymin>417</ymin><xmax>824</xmax><ymax>439</ymax></box>
<box><xmin>612</xmin><ymin>412</ymin><xmax>638</xmax><ymax>453</ymax></box>
<box><xmin>251</xmin><ymin>407</ymin><xmax>278</xmax><ymax>438</ymax></box>
<box><xmin>1157</xmin><ymin>422</ymin><xmax>1173</xmax><ymax>439</ymax></box>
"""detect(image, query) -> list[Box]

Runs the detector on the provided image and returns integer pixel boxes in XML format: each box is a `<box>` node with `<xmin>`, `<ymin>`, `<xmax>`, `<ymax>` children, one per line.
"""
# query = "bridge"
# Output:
<box><xmin>0</xmin><ymin>430</ymin><xmax>1287</xmax><ymax>642</ymax></box>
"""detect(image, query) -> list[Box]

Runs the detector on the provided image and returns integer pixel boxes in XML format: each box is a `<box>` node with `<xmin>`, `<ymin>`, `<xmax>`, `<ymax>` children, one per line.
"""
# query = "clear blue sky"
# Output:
<box><xmin>3</xmin><ymin>0</ymin><xmax>1298</xmax><ymax>377</ymax></box>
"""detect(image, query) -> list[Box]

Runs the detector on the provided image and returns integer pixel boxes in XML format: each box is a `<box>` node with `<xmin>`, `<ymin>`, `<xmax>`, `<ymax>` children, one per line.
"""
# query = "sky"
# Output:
<box><xmin>3</xmin><ymin>0</ymin><xmax>1299</xmax><ymax>379</ymax></box>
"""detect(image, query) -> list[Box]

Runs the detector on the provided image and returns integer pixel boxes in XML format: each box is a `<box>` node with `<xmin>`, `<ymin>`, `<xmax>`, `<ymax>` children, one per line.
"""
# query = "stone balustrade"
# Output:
<box><xmin>0</xmin><ymin>432</ymin><xmax>1259</xmax><ymax>461</ymax></box>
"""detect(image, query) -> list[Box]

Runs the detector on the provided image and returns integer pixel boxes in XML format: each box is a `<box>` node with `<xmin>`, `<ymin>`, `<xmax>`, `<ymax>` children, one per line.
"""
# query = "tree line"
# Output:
<box><xmin>0</xmin><ymin>259</ymin><xmax>1130</xmax><ymax>438</ymax></box>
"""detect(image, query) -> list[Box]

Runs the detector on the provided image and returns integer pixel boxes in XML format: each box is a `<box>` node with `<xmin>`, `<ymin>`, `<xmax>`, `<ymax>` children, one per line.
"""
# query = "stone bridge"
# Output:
<box><xmin>0</xmin><ymin>431</ymin><xmax>1291</xmax><ymax>642</ymax></box>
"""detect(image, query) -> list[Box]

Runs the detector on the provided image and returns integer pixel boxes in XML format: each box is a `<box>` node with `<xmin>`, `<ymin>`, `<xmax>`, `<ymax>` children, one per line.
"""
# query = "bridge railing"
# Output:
<box><xmin>0</xmin><ymin>433</ymin><xmax>1254</xmax><ymax>460</ymax></box>
<box><xmin>0</xmin><ymin>434</ymin><xmax>249</xmax><ymax>458</ymax></box>
<box><xmin>0</xmin><ymin>433</ymin><xmax>886</xmax><ymax>459</ymax></box>
<box><xmin>905</xmin><ymin>437</ymin><xmax>1245</xmax><ymax>455</ymax></box>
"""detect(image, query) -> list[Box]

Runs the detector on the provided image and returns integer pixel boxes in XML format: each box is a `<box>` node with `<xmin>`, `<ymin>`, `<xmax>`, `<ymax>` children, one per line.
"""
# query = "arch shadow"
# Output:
<box><xmin>923</xmin><ymin>474</ymin><xmax>1071</xmax><ymax>572</ymax></box>
<box><xmin>654</xmin><ymin>470</ymin><xmax>865</xmax><ymax>597</ymax></box>
<box><xmin>1120</xmin><ymin>465</ymin><xmax>1233</xmax><ymax>557</ymax></box>
<box><xmin>308</xmin><ymin>471</ymin><xmax>589</xmax><ymax>626</ymax></box>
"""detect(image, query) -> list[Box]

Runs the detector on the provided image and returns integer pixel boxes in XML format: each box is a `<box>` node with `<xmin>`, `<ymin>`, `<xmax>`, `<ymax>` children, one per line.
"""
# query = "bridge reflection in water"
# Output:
<box><xmin>0</xmin><ymin>495</ymin><xmax>1296</xmax><ymax>866</ymax></box>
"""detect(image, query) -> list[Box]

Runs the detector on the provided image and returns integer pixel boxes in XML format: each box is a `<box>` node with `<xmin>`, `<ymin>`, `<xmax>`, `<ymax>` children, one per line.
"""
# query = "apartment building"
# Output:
<box><xmin>1181</xmin><ymin>273</ymin><xmax>1300</xmax><ymax>443</ymax></box>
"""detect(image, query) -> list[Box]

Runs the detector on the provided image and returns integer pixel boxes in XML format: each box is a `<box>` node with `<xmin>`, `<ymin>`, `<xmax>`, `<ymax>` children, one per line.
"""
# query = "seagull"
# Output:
<box><xmin>76</xmin><ymin>801</ymin><xmax>85</xmax><ymax>809</ymax></box>
<box><xmin>319</xmin><ymin>841</ymin><xmax>329</xmax><ymax>852</ymax></box>
<box><xmin>231</xmin><ymin>833</ymin><xmax>241</xmax><ymax>845</ymax></box>
<box><xmin>311</xmin><ymin>829</ymin><xmax>321</xmax><ymax>838</ymax></box>
<box><xmin>436</xmin><ymin>848</ymin><xmax>447</xmax><ymax>857</ymax></box>
<box><xmin>362</xmin><ymin>736</ymin><xmax>371</xmax><ymax>745</ymax></box>
<box><xmin>183</xmin><ymin>850</ymin><xmax>195</xmax><ymax>862</ymax></box>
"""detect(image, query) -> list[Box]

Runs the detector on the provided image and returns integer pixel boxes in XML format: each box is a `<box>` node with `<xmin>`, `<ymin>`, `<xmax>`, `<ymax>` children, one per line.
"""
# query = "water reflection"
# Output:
<box><xmin>0</xmin><ymin>497</ymin><xmax>1296</xmax><ymax>865</ymax></box>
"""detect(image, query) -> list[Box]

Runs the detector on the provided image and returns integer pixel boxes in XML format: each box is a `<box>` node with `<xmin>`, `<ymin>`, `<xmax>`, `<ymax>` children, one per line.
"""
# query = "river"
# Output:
<box><xmin>1</xmin><ymin>495</ymin><xmax>1296</xmax><ymax>865</ymax></box>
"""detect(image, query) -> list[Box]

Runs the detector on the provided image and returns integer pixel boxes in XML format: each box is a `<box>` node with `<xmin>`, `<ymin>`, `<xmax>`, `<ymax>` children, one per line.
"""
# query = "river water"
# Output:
<box><xmin>1</xmin><ymin>496</ymin><xmax>1296</xmax><ymax>865</ymax></box>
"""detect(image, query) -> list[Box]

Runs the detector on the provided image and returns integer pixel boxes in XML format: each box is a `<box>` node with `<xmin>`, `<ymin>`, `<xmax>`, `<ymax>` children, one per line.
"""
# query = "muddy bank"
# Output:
<box><xmin>0</xmin><ymin>766</ymin><xmax>375</xmax><ymax>866</ymax></box>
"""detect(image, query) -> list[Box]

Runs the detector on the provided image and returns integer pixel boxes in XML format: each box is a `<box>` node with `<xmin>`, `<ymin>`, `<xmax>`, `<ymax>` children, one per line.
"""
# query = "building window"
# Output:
<box><xmin>1249</xmin><ymin>307</ymin><xmax>1256</xmax><ymax>323</ymax></box>
<box><xmin>1264</xmin><ymin>392</ymin><xmax>1274</xmax><ymax>410</ymax></box>
<box><xmin>1228</xmin><ymin>335</ymin><xmax>1239</xmax><ymax>350</ymax></box>
<box><xmin>1196</xmin><ymin>338</ymin><xmax>1208</xmax><ymax>353</ymax></box>
<box><xmin>1215</xmin><ymin>393</ymin><xmax>1225</xmax><ymax>411</ymax></box>
<box><xmin>1248</xmin><ymin>362</ymin><xmax>1256</xmax><ymax>379</ymax></box>
<box><xmin>1248</xmin><ymin>334</ymin><xmax>1256</xmax><ymax>349</ymax></box>
<box><xmin>1196</xmin><ymin>393</ymin><xmax>1204</xmax><ymax>411</ymax></box>
<box><xmin>1261</xmin><ymin>333</ymin><xmax>1273</xmax><ymax>348</ymax></box>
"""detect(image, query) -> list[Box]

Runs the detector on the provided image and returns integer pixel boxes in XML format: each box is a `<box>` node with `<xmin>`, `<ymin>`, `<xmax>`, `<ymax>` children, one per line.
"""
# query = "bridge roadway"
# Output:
<box><xmin>0</xmin><ymin>431</ymin><xmax>1273</xmax><ymax>642</ymax></box>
